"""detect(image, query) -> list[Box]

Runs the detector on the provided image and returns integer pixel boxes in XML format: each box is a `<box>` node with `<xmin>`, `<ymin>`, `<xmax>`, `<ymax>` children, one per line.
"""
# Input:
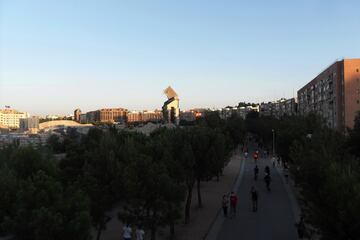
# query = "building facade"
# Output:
<box><xmin>220</xmin><ymin>105</ymin><xmax>260</xmax><ymax>119</ymax></box>
<box><xmin>20</xmin><ymin>117</ymin><xmax>40</xmax><ymax>133</ymax></box>
<box><xmin>0</xmin><ymin>109</ymin><xmax>30</xmax><ymax>129</ymax></box>
<box><xmin>298</xmin><ymin>59</ymin><xmax>360</xmax><ymax>130</ymax></box>
<box><xmin>127</xmin><ymin>110</ymin><xmax>162</xmax><ymax>123</ymax></box>
<box><xmin>259</xmin><ymin>98</ymin><xmax>297</xmax><ymax>118</ymax></box>
<box><xmin>77</xmin><ymin>108</ymin><xmax>128</xmax><ymax>123</ymax></box>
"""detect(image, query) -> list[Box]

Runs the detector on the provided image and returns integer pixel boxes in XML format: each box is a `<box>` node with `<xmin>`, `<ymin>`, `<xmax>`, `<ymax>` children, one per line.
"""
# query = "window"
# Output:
<box><xmin>357</xmin><ymin>68</ymin><xmax>359</xmax><ymax>72</ymax></box>
<box><xmin>357</xmin><ymin>100</ymin><xmax>360</xmax><ymax>104</ymax></box>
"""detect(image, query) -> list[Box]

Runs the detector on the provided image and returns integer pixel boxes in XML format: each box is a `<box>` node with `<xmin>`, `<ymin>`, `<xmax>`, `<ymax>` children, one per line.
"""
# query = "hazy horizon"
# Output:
<box><xmin>1</xmin><ymin>0</ymin><xmax>360</xmax><ymax>116</ymax></box>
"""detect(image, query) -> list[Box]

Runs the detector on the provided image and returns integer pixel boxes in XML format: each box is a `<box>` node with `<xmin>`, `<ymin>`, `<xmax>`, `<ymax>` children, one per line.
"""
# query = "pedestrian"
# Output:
<box><xmin>264</xmin><ymin>173</ymin><xmax>271</xmax><ymax>191</ymax></box>
<box><xmin>250</xmin><ymin>186</ymin><xmax>258</xmax><ymax>212</ymax></box>
<box><xmin>272</xmin><ymin>156</ymin><xmax>276</xmax><ymax>168</ymax></box>
<box><xmin>277</xmin><ymin>156</ymin><xmax>281</xmax><ymax>166</ymax></box>
<box><xmin>229</xmin><ymin>192</ymin><xmax>238</xmax><ymax>217</ymax></box>
<box><xmin>295</xmin><ymin>216</ymin><xmax>306</xmax><ymax>239</ymax></box>
<box><xmin>123</xmin><ymin>223</ymin><xmax>132</xmax><ymax>240</ymax></box>
<box><xmin>253</xmin><ymin>152</ymin><xmax>258</xmax><ymax>163</ymax></box>
<box><xmin>222</xmin><ymin>194</ymin><xmax>229</xmax><ymax>217</ymax></box>
<box><xmin>136</xmin><ymin>225</ymin><xmax>145</xmax><ymax>240</ymax></box>
<box><xmin>244</xmin><ymin>151</ymin><xmax>248</xmax><ymax>159</ymax></box>
<box><xmin>254</xmin><ymin>165</ymin><xmax>259</xmax><ymax>181</ymax></box>
<box><xmin>264</xmin><ymin>165</ymin><xmax>270</xmax><ymax>175</ymax></box>
<box><xmin>284</xmin><ymin>166</ymin><xmax>289</xmax><ymax>184</ymax></box>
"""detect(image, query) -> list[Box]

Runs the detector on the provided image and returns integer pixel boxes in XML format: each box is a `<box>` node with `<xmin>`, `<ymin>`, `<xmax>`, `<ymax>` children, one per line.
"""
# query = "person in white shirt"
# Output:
<box><xmin>123</xmin><ymin>223</ymin><xmax>132</xmax><ymax>240</ymax></box>
<box><xmin>136</xmin><ymin>225</ymin><xmax>145</xmax><ymax>240</ymax></box>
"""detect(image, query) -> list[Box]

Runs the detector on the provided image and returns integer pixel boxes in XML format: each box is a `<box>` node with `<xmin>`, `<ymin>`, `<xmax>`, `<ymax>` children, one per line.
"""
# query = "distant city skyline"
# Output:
<box><xmin>1</xmin><ymin>1</ymin><xmax>360</xmax><ymax>115</ymax></box>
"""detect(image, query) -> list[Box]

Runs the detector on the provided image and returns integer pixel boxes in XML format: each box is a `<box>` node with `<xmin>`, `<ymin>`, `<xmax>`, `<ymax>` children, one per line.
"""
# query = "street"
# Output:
<box><xmin>216</xmin><ymin>150</ymin><xmax>299</xmax><ymax>240</ymax></box>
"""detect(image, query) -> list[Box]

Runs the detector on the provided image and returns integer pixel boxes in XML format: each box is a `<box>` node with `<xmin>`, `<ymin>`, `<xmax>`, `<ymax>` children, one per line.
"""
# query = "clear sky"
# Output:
<box><xmin>1</xmin><ymin>0</ymin><xmax>360</xmax><ymax>116</ymax></box>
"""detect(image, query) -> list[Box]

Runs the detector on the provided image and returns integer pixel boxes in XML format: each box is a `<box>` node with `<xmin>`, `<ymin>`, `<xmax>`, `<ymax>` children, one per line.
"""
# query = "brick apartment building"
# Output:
<box><xmin>77</xmin><ymin>108</ymin><xmax>128</xmax><ymax>123</ymax></box>
<box><xmin>127</xmin><ymin>110</ymin><xmax>162</xmax><ymax>123</ymax></box>
<box><xmin>298</xmin><ymin>59</ymin><xmax>360</xmax><ymax>131</ymax></box>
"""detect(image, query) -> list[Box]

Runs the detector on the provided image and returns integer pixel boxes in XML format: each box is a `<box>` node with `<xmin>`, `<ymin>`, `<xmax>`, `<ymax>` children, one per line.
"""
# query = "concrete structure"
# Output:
<box><xmin>20</xmin><ymin>116</ymin><xmax>40</xmax><ymax>133</ymax></box>
<box><xmin>0</xmin><ymin>133</ymin><xmax>48</xmax><ymax>148</ymax></box>
<box><xmin>162</xmin><ymin>86</ymin><xmax>180</xmax><ymax>125</ymax></box>
<box><xmin>298</xmin><ymin>59</ymin><xmax>360</xmax><ymax>130</ymax></box>
<box><xmin>0</xmin><ymin>109</ymin><xmax>30</xmax><ymax>129</ymax></box>
<box><xmin>39</xmin><ymin>120</ymin><xmax>92</xmax><ymax>130</ymax></box>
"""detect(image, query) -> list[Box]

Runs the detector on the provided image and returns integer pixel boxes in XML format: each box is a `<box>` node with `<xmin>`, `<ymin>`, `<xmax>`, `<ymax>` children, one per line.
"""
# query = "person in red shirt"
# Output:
<box><xmin>253</xmin><ymin>153</ymin><xmax>258</xmax><ymax>163</ymax></box>
<box><xmin>229</xmin><ymin>192</ymin><xmax>238</xmax><ymax>217</ymax></box>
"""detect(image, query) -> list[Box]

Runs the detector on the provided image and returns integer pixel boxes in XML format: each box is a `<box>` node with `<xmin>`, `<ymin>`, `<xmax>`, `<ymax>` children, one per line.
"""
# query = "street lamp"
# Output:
<box><xmin>272</xmin><ymin>129</ymin><xmax>275</xmax><ymax>156</ymax></box>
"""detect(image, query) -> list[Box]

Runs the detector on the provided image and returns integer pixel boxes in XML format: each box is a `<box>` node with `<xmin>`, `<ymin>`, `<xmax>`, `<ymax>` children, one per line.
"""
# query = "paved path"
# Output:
<box><xmin>215</xmin><ymin>150</ymin><xmax>299</xmax><ymax>240</ymax></box>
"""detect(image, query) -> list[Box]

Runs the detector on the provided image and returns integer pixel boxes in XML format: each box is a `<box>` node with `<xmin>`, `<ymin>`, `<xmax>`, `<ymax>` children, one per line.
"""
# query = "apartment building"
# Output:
<box><xmin>0</xmin><ymin>109</ymin><xmax>30</xmax><ymax>129</ymax></box>
<box><xmin>259</xmin><ymin>98</ymin><xmax>297</xmax><ymax>118</ymax></box>
<box><xmin>298</xmin><ymin>59</ymin><xmax>360</xmax><ymax>130</ymax></box>
<box><xmin>127</xmin><ymin>110</ymin><xmax>162</xmax><ymax>123</ymax></box>
<box><xmin>77</xmin><ymin>108</ymin><xmax>128</xmax><ymax>123</ymax></box>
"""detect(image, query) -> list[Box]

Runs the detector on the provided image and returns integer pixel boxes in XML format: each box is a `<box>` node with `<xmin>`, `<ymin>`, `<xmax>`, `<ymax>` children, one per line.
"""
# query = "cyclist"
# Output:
<box><xmin>264</xmin><ymin>173</ymin><xmax>271</xmax><ymax>191</ymax></box>
<box><xmin>264</xmin><ymin>165</ymin><xmax>270</xmax><ymax>176</ymax></box>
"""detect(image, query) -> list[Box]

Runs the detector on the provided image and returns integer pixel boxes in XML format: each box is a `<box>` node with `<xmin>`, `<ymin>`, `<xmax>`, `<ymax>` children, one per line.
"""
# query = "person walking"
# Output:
<box><xmin>230</xmin><ymin>192</ymin><xmax>238</xmax><ymax>218</ymax></box>
<box><xmin>284</xmin><ymin>166</ymin><xmax>289</xmax><ymax>184</ymax></box>
<box><xmin>295</xmin><ymin>216</ymin><xmax>306</xmax><ymax>239</ymax></box>
<box><xmin>136</xmin><ymin>225</ymin><xmax>145</xmax><ymax>240</ymax></box>
<box><xmin>264</xmin><ymin>173</ymin><xmax>271</xmax><ymax>191</ymax></box>
<box><xmin>123</xmin><ymin>223</ymin><xmax>132</xmax><ymax>240</ymax></box>
<box><xmin>277</xmin><ymin>155</ymin><xmax>281</xmax><ymax>166</ymax></box>
<box><xmin>222</xmin><ymin>194</ymin><xmax>229</xmax><ymax>217</ymax></box>
<box><xmin>253</xmin><ymin>152</ymin><xmax>258</xmax><ymax>163</ymax></box>
<box><xmin>264</xmin><ymin>165</ymin><xmax>270</xmax><ymax>176</ymax></box>
<box><xmin>254</xmin><ymin>165</ymin><xmax>259</xmax><ymax>181</ymax></box>
<box><xmin>272</xmin><ymin>156</ymin><xmax>276</xmax><ymax>168</ymax></box>
<box><xmin>250</xmin><ymin>186</ymin><xmax>258</xmax><ymax>212</ymax></box>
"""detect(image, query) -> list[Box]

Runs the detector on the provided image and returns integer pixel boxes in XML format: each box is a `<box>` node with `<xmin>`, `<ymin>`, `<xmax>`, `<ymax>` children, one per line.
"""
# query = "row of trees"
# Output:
<box><xmin>0</xmin><ymin>112</ymin><xmax>246</xmax><ymax>240</ymax></box>
<box><xmin>245</xmin><ymin>111</ymin><xmax>360</xmax><ymax>240</ymax></box>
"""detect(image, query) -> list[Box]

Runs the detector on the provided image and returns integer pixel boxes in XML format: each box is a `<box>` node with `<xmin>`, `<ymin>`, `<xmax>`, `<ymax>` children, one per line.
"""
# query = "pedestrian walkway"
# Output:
<box><xmin>214</xmin><ymin>151</ymin><xmax>299</xmax><ymax>240</ymax></box>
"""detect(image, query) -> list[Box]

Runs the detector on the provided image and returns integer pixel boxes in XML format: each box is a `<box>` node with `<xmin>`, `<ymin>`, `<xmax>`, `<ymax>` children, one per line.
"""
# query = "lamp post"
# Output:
<box><xmin>272</xmin><ymin>129</ymin><xmax>275</xmax><ymax>156</ymax></box>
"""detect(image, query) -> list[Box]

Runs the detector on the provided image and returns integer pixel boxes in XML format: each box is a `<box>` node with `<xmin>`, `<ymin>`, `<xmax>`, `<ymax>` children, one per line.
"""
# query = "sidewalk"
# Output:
<box><xmin>157</xmin><ymin>150</ymin><xmax>243</xmax><ymax>240</ymax></box>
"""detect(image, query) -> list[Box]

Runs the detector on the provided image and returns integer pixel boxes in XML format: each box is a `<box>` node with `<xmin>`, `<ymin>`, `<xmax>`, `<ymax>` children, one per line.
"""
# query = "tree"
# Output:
<box><xmin>47</xmin><ymin>134</ymin><xmax>65</xmax><ymax>153</ymax></box>
<box><xmin>0</xmin><ymin>145</ymin><xmax>92</xmax><ymax>240</ymax></box>
<box><xmin>290</xmin><ymin>128</ymin><xmax>360</xmax><ymax>239</ymax></box>
<box><xmin>0</xmin><ymin>166</ymin><xmax>17</xmax><ymax>235</ymax></box>
<box><xmin>347</xmin><ymin>111</ymin><xmax>360</xmax><ymax>157</ymax></box>
<box><xmin>180</xmin><ymin>142</ymin><xmax>196</xmax><ymax>224</ymax></box>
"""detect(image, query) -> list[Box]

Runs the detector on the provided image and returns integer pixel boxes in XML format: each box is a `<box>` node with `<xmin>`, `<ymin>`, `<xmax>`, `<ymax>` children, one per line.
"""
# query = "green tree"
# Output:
<box><xmin>347</xmin><ymin>111</ymin><xmax>360</xmax><ymax>157</ymax></box>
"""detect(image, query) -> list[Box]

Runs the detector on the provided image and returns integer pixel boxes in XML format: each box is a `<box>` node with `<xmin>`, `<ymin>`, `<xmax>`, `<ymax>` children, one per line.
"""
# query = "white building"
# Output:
<box><xmin>0</xmin><ymin>109</ymin><xmax>30</xmax><ymax>129</ymax></box>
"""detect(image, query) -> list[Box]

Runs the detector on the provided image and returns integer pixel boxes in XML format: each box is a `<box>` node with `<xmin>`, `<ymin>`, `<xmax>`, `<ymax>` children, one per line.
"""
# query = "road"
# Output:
<box><xmin>216</xmin><ymin>150</ymin><xmax>299</xmax><ymax>240</ymax></box>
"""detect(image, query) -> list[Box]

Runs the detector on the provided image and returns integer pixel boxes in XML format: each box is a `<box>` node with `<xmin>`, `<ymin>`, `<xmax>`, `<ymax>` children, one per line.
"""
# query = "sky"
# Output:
<box><xmin>1</xmin><ymin>0</ymin><xmax>360</xmax><ymax>116</ymax></box>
